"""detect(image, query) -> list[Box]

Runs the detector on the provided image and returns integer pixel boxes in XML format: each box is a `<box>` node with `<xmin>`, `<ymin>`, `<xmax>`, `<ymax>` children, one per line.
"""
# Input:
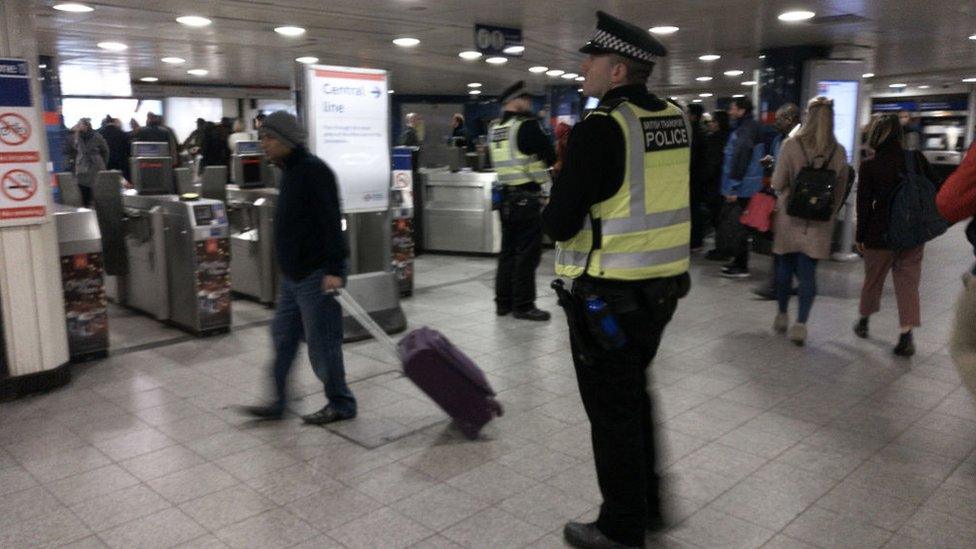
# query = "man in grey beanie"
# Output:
<box><xmin>241</xmin><ymin>111</ymin><xmax>357</xmax><ymax>425</ymax></box>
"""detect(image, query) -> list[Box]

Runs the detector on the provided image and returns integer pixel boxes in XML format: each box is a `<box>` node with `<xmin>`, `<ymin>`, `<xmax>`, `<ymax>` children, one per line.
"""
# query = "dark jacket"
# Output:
<box><xmin>131</xmin><ymin>124</ymin><xmax>179</xmax><ymax>165</ymax></box>
<box><xmin>857</xmin><ymin>141</ymin><xmax>937</xmax><ymax>249</ymax></box>
<box><xmin>703</xmin><ymin>129</ymin><xmax>730</xmax><ymax>199</ymax></box>
<box><xmin>199</xmin><ymin>123</ymin><xmax>230</xmax><ymax>168</ymax></box>
<box><xmin>274</xmin><ymin>146</ymin><xmax>348</xmax><ymax>280</ymax></box>
<box><xmin>399</xmin><ymin>126</ymin><xmax>420</xmax><ymax>147</ymax></box>
<box><xmin>689</xmin><ymin>121</ymin><xmax>708</xmax><ymax>199</ymax></box>
<box><xmin>499</xmin><ymin>111</ymin><xmax>557</xmax><ymax>168</ymax></box>
<box><xmin>99</xmin><ymin>124</ymin><xmax>129</xmax><ymax>175</ymax></box>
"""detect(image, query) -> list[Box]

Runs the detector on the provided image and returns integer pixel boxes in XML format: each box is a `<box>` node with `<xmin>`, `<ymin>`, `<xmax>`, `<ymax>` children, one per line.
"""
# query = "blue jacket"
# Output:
<box><xmin>721</xmin><ymin>114</ymin><xmax>765</xmax><ymax>198</ymax></box>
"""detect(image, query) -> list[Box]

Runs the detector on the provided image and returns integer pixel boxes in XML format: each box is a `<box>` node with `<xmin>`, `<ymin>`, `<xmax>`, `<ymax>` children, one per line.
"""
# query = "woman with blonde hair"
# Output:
<box><xmin>769</xmin><ymin>97</ymin><xmax>850</xmax><ymax>345</ymax></box>
<box><xmin>854</xmin><ymin>113</ymin><xmax>937</xmax><ymax>356</ymax></box>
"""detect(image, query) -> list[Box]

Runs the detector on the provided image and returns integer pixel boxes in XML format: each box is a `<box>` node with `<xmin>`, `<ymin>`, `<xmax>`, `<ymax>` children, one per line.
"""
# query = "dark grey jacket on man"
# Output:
<box><xmin>71</xmin><ymin>130</ymin><xmax>110</xmax><ymax>187</ymax></box>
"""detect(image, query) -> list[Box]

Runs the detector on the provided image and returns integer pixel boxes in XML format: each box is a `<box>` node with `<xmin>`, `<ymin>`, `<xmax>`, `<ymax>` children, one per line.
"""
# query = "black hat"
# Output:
<box><xmin>579</xmin><ymin>11</ymin><xmax>668</xmax><ymax>65</ymax></box>
<box><xmin>499</xmin><ymin>80</ymin><xmax>530</xmax><ymax>105</ymax></box>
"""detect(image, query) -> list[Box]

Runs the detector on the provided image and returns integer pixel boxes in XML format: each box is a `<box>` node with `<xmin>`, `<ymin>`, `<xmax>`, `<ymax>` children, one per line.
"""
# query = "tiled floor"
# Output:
<box><xmin>3</xmin><ymin>226</ymin><xmax>976</xmax><ymax>548</ymax></box>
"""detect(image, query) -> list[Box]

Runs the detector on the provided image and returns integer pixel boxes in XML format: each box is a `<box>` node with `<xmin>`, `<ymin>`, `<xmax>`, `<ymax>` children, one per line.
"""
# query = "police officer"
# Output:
<box><xmin>489</xmin><ymin>81</ymin><xmax>556</xmax><ymax>321</ymax></box>
<box><xmin>544</xmin><ymin>11</ymin><xmax>692</xmax><ymax>549</ymax></box>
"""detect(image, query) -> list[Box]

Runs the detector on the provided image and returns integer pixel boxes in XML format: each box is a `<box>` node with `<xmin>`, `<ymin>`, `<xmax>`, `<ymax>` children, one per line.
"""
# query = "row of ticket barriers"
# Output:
<box><xmin>54</xmin><ymin>140</ymin><xmax>405</xmax><ymax>362</ymax></box>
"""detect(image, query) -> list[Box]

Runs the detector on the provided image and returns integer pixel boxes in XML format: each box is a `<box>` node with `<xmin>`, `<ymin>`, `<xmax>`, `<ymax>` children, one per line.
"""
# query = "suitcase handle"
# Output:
<box><xmin>332</xmin><ymin>289</ymin><xmax>404</xmax><ymax>362</ymax></box>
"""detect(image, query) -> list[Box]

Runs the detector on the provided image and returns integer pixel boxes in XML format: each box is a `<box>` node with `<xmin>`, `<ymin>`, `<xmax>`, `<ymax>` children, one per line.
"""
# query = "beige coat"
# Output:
<box><xmin>770</xmin><ymin>137</ymin><xmax>849</xmax><ymax>259</ymax></box>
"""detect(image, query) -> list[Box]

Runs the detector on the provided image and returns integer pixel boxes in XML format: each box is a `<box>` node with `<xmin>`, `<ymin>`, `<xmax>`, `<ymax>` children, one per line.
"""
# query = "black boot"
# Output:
<box><xmin>894</xmin><ymin>331</ymin><xmax>916</xmax><ymax>357</ymax></box>
<box><xmin>854</xmin><ymin>317</ymin><xmax>869</xmax><ymax>339</ymax></box>
<box><xmin>513</xmin><ymin>308</ymin><xmax>551</xmax><ymax>321</ymax></box>
<box><xmin>563</xmin><ymin>522</ymin><xmax>642</xmax><ymax>549</ymax></box>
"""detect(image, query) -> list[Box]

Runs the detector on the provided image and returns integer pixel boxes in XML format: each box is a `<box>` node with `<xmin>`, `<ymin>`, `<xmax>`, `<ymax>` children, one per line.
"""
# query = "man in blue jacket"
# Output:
<box><xmin>720</xmin><ymin>97</ymin><xmax>765</xmax><ymax>279</ymax></box>
<box><xmin>242</xmin><ymin>111</ymin><xmax>356</xmax><ymax>425</ymax></box>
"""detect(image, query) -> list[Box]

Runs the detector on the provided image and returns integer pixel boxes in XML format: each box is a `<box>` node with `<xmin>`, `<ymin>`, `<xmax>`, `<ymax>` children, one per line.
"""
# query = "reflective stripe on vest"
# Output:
<box><xmin>555</xmin><ymin>100</ymin><xmax>691</xmax><ymax>281</ymax></box>
<box><xmin>488</xmin><ymin>118</ymin><xmax>552</xmax><ymax>186</ymax></box>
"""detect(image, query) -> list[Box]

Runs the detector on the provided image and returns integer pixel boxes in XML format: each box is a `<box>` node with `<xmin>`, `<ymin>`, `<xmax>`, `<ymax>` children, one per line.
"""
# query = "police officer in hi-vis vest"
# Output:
<box><xmin>489</xmin><ymin>81</ymin><xmax>556</xmax><ymax>321</ymax></box>
<box><xmin>544</xmin><ymin>11</ymin><xmax>692</xmax><ymax>549</ymax></box>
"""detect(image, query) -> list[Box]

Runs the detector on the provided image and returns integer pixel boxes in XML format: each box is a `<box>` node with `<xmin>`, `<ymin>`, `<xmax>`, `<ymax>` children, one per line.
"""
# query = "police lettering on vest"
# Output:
<box><xmin>641</xmin><ymin>115</ymin><xmax>689</xmax><ymax>152</ymax></box>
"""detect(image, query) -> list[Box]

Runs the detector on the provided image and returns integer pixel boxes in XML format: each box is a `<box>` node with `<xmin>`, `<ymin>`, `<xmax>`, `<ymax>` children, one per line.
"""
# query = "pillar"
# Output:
<box><xmin>0</xmin><ymin>0</ymin><xmax>71</xmax><ymax>398</ymax></box>
<box><xmin>758</xmin><ymin>46</ymin><xmax>830</xmax><ymax>122</ymax></box>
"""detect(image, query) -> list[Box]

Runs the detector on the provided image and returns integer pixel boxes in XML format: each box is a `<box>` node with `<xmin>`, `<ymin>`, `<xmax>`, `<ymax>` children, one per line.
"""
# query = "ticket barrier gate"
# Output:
<box><xmin>54</xmin><ymin>205</ymin><xmax>109</xmax><ymax>361</ymax></box>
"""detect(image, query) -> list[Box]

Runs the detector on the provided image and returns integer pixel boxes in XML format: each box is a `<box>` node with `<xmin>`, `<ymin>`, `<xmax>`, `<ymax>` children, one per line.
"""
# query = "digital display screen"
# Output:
<box><xmin>236</xmin><ymin>141</ymin><xmax>263</xmax><ymax>155</ymax></box>
<box><xmin>241</xmin><ymin>159</ymin><xmax>263</xmax><ymax>186</ymax></box>
<box><xmin>193</xmin><ymin>205</ymin><xmax>213</xmax><ymax>225</ymax></box>
<box><xmin>131</xmin><ymin>142</ymin><xmax>170</xmax><ymax>157</ymax></box>
<box><xmin>816</xmin><ymin>80</ymin><xmax>859</xmax><ymax>163</ymax></box>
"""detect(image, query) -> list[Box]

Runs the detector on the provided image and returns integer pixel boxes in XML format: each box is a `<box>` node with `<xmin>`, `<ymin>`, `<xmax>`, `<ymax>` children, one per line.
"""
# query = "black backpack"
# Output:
<box><xmin>885</xmin><ymin>151</ymin><xmax>948</xmax><ymax>249</ymax></box>
<box><xmin>787</xmin><ymin>142</ymin><xmax>838</xmax><ymax>222</ymax></box>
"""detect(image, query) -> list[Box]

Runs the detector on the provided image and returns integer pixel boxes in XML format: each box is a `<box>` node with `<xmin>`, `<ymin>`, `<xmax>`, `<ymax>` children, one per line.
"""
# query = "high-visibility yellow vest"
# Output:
<box><xmin>488</xmin><ymin>117</ymin><xmax>552</xmax><ymax>186</ymax></box>
<box><xmin>555</xmin><ymin>99</ymin><xmax>691</xmax><ymax>281</ymax></box>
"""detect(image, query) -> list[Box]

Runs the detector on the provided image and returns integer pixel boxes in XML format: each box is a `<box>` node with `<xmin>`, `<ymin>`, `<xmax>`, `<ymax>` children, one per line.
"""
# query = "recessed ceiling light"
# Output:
<box><xmin>528</xmin><ymin>66</ymin><xmax>549</xmax><ymax>73</ymax></box>
<box><xmin>575</xmin><ymin>76</ymin><xmax>585</xmax><ymax>82</ymax></box>
<box><xmin>778</xmin><ymin>10</ymin><xmax>816</xmax><ymax>22</ymax></box>
<box><xmin>732</xmin><ymin>94</ymin><xmax>745</xmax><ymax>98</ymax></box>
<box><xmin>176</xmin><ymin>15</ymin><xmax>212</xmax><ymax>27</ymax></box>
<box><xmin>649</xmin><ymin>26</ymin><xmax>679</xmax><ymax>35</ymax></box>
<box><xmin>578</xmin><ymin>88</ymin><xmax>584</xmax><ymax>93</ymax></box>
<box><xmin>724</xmin><ymin>70</ymin><xmax>744</xmax><ymax>77</ymax></box>
<box><xmin>546</xmin><ymin>69</ymin><xmax>565</xmax><ymax>77</ymax></box>
<box><xmin>561</xmin><ymin>72</ymin><xmax>579</xmax><ymax>79</ymax></box>
<box><xmin>97</xmin><ymin>41</ymin><xmax>127</xmax><ymax>51</ymax></box>
<box><xmin>669</xmin><ymin>96</ymin><xmax>678</xmax><ymax>100</ymax></box>
<box><xmin>699</xmin><ymin>93</ymin><xmax>713</xmax><ymax>97</ymax></box>
<box><xmin>699</xmin><ymin>54</ymin><xmax>721</xmax><ymax>61</ymax></box>
<box><xmin>696</xmin><ymin>76</ymin><xmax>713</xmax><ymax>82</ymax></box>
<box><xmin>469</xmin><ymin>89</ymin><xmax>482</xmax><ymax>95</ymax></box>
<box><xmin>963</xmin><ymin>77</ymin><xmax>976</xmax><ymax>83</ymax></box>
<box><xmin>187</xmin><ymin>69</ymin><xmax>208</xmax><ymax>76</ymax></box>
<box><xmin>503</xmin><ymin>45</ymin><xmax>525</xmax><ymax>54</ymax></box>
<box><xmin>139</xmin><ymin>77</ymin><xmax>159</xmax><ymax>82</ymax></box>
<box><xmin>889</xmin><ymin>83</ymin><xmax>907</xmax><ymax>88</ymax></box>
<box><xmin>38</xmin><ymin>64</ymin><xmax>47</xmax><ymax>69</ymax></box>
<box><xmin>969</xmin><ymin>34</ymin><xmax>976</xmax><ymax>40</ymax></box>
<box><xmin>458</xmin><ymin>50</ymin><xmax>482</xmax><ymax>60</ymax></box>
<box><xmin>918</xmin><ymin>85</ymin><xmax>931</xmax><ymax>89</ymax></box>
<box><xmin>393</xmin><ymin>37</ymin><xmax>420</xmax><ymax>47</ymax></box>
<box><xmin>162</xmin><ymin>57</ymin><xmax>186</xmax><ymax>64</ymax></box>
<box><xmin>862</xmin><ymin>73</ymin><xmax>875</xmax><ymax>78</ymax></box>
<box><xmin>53</xmin><ymin>3</ymin><xmax>93</xmax><ymax>12</ymax></box>
<box><xmin>388</xmin><ymin>90</ymin><xmax>395</xmax><ymax>94</ymax></box>
<box><xmin>295</xmin><ymin>56</ymin><xmax>319</xmax><ymax>64</ymax></box>
<box><xmin>485</xmin><ymin>56</ymin><xmax>507</xmax><ymax>65</ymax></box>
<box><xmin>741</xmin><ymin>80</ymin><xmax>757</xmax><ymax>86</ymax></box>
<box><xmin>467</xmin><ymin>82</ymin><xmax>482</xmax><ymax>88</ymax></box>
<box><xmin>274</xmin><ymin>26</ymin><xmax>305</xmax><ymax>37</ymax></box>
<box><xmin>692</xmin><ymin>99</ymin><xmax>703</xmax><ymax>103</ymax></box>
<box><xmin>758</xmin><ymin>54</ymin><xmax>767</xmax><ymax>59</ymax></box>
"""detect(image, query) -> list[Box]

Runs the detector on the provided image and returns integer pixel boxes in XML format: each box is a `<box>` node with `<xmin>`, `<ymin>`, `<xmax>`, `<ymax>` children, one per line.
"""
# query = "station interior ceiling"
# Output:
<box><xmin>29</xmin><ymin>0</ymin><xmax>976</xmax><ymax>99</ymax></box>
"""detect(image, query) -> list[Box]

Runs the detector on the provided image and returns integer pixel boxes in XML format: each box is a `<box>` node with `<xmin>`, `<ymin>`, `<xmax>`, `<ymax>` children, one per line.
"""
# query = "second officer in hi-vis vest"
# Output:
<box><xmin>489</xmin><ymin>82</ymin><xmax>556</xmax><ymax>321</ymax></box>
<box><xmin>544</xmin><ymin>11</ymin><xmax>692</xmax><ymax>549</ymax></box>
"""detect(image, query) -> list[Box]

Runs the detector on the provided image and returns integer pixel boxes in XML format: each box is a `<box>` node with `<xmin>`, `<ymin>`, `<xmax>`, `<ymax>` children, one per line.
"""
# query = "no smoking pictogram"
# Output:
<box><xmin>2</xmin><ymin>169</ymin><xmax>38</xmax><ymax>202</ymax></box>
<box><xmin>0</xmin><ymin>112</ymin><xmax>31</xmax><ymax>146</ymax></box>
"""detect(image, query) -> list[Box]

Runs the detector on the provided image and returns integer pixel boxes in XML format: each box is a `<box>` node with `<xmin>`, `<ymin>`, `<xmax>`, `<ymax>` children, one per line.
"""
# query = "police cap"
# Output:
<box><xmin>499</xmin><ymin>80</ymin><xmax>530</xmax><ymax>105</ymax></box>
<box><xmin>579</xmin><ymin>11</ymin><xmax>668</xmax><ymax>65</ymax></box>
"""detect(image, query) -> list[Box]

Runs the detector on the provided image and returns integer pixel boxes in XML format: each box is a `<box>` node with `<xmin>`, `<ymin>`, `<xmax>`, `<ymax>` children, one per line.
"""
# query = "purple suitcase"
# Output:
<box><xmin>334</xmin><ymin>291</ymin><xmax>503</xmax><ymax>440</ymax></box>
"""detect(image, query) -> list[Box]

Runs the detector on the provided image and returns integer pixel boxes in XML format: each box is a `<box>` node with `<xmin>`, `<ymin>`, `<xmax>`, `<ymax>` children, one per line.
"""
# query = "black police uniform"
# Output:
<box><xmin>543</xmin><ymin>11</ymin><xmax>691</xmax><ymax>549</ymax></box>
<box><xmin>494</xmin><ymin>110</ymin><xmax>556</xmax><ymax>316</ymax></box>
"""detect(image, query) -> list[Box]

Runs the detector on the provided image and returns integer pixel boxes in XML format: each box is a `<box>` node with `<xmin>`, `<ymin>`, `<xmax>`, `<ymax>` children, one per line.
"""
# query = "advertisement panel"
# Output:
<box><xmin>304</xmin><ymin>65</ymin><xmax>390</xmax><ymax>213</ymax></box>
<box><xmin>60</xmin><ymin>253</ymin><xmax>108</xmax><ymax>358</ymax></box>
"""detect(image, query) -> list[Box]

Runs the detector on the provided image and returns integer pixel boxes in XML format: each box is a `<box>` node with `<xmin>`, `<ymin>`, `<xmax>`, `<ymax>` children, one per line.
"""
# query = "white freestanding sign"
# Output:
<box><xmin>304</xmin><ymin>65</ymin><xmax>390</xmax><ymax>213</ymax></box>
<box><xmin>0</xmin><ymin>58</ymin><xmax>51</xmax><ymax>226</ymax></box>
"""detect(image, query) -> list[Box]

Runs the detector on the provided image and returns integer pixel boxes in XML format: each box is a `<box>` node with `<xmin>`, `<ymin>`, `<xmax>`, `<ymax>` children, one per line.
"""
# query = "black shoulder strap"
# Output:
<box><xmin>821</xmin><ymin>144</ymin><xmax>838</xmax><ymax>169</ymax></box>
<box><xmin>595</xmin><ymin>97</ymin><xmax>627</xmax><ymax>114</ymax></box>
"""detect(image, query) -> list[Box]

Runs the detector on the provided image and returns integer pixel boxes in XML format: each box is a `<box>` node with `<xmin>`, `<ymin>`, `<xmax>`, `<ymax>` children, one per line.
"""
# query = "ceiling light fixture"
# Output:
<box><xmin>176</xmin><ymin>15</ymin><xmax>212</xmax><ymax>27</ymax></box>
<box><xmin>187</xmin><ymin>69</ymin><xmax>208</xmax><ymax>76</ymax></box>
<box><xmin>741</xmin><ymin>80</ymin><xmax>757</xmax><ymax>86</ymax></box>
<box><xmin>388</xmin><ymin>90</ymin><xmax>395</xmax><ymax>94</ymax></box>
<box><xmin>295</xmin><ymin>56</ymin><xmax>319</xmax><ymax>64</ymax></box>
<box><xmin>649</xmin><ymin>26</ymin><xmax>679</xmax><ymax>35</ymax></box>
<box><xmin>562</xmin><ymin>72</ymin><xmax>579</xmax><ymax>79</ymax></box>
<box><xmin>162</xmin><ymin>57</ymin><xmax>186</xmax><ymax>64</ymax></box>
<box><xmin>575</xmin><ymin>76</ymin><xmax>585</xmax><ymax>82</ymax></box>
<box><xmin>485</xmin><ymin>57</ymin><xmax>508</xmax><ymax>65</ymax></box>
<box><xmin>139</xmin><ymin>77</ymin><xmax>159</xmax><ymax>82</ymax></box>
<box><xmin>963</xmin><ymin>77</ymin><xmax>976</xmax><ymax>83</ymax></box>
<box><xmin>546</xmin><ymin>69</ymin><xmax>565</xmax><ymax>77</ymax></box>
<box><xmin>53</xmin><ymin>3</ymin><xmax>93</xmax><ymax>12</ymax></box>
<box><xmin>778</xmin><ymin>10</ymin><xmax>816</xmax><ymax>22</ymax></box>
<box><xmin>692</xmin><ymin>99</ymin><xmax>703</xmax><ymax>103</ymax></box>
<box><xmin>467</xmin><ymin>83</ymin><xmax>482</xmax><ymax>89</ymax></box>
<box><xmin>889</xmin><ymin>83</ymin><xmax>907</xmax><ymax>88</ymax></box>
<box><xmin>458</xmin><ymin>50</ymin><xmax>482</xmax><ymax>60</ymax></box>
<box><xmin>503</xmin><ymin>45</ymin><xmax>525</xmax><ymax>54</ymax></box>
<box><xmin>699</xmin><ymin>54</ymin><xmax>721</xmax><ymax>61</ymax></box>
<box><xmin>696</xmin><ymin>76</ymin><xmax>713</xmax><ymax>82</ymax></box>
<box><xmin>969</xmin><ymin>34</ymin><xmax>976</xmax><ymax>40</ymax></box>
<box><xmin>758</xmin><ymin>54</ymin><xmax>767</xmax><ymax>59</ymax></box>
<box><xmin>528</xmin><ymin>66</ymin><xmax>548</xmax><ymax>73</ymax></box>
<box><xmin>393</xmin><ymin>37</ymin><xmax>420</xmax><ymax>47</ymax></box>
<box><xmin>699</xmin><ymin>92</ymin><xmax>713</xmax><ymax>97</ymax></box>
<box><xmin>732</xmin><ymin>94</ymin><xmax>745</xmax><ymax>98</ymax></box>
<box><xmin>274</xmin><ymin>26</ymin><xmax>305</xmax><ymax>37</ymax></box>
<box><xmin>862</xmin><ymin>73</ymin><xmax>875</xmax><ymax>78</ymax></box>
<box><xmin>724</xmin><ymin>70</ymin><xmax>744</xmax><ymax>77</ymax></box>
<box><xmin>918</xmin><ymin>85</ymin><xmax>931</xmax><ymax>89</ymax></box>
<box><xmin>469</xmin><ymin>89</ymin><xmax>482</xmax><ymax>95</ymax></box>
<box><xmin>97</xmin><ymin>41</ymin><xmax>128</xmax><ymax>51</ymax></box>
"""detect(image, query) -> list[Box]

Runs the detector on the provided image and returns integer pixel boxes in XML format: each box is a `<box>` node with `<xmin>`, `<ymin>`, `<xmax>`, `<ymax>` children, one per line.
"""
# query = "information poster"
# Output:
<box><xmin>0</xmin><ymin>58</ymin><xmax>50</xmax><ymax>225</ymax></box>
<box><xmin>816</xmin><ymin>80</ymin><xmax>859</xmax><ymax>163</ymax></box>
<box><xmin>305</xmin><ymin>65</ymin><xmax>390</xmax><ymax>213</ymax></box>
<box><xmin>195</xmin><ymin>238</ymin><xmax>231</xmax><ymax>329</ymax></box>
<box><xmin>60</xmin><ymin>253</ymin><xmax>108</xmax><ymax>357</ymax></box>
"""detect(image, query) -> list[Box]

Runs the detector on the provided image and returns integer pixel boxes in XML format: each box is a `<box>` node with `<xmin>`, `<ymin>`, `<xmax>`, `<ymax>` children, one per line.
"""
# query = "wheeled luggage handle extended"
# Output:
<box><xmin>331</xmin><ymin>289</ymin><xmax>404</xmax><ymax>362</ymax></box>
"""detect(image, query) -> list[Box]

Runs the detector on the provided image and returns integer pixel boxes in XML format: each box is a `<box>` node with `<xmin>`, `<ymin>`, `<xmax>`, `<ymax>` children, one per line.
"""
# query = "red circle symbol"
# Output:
<box><xmin>0</xmin><ymin>112</ymin><xmax>31</xmax><ymax>146</ymax></box>
<box><xmin>2</xmin><ymin>169</ymin><xmax>38</xmax><ymax>202</ymax></box>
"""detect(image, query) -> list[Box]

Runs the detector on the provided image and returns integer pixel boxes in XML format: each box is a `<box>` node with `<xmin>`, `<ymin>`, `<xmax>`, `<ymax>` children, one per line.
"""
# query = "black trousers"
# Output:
<box><xmin>495</xmin><ymin>197</ymin><xmax>542</xmax><ymax>311</ymax></box>
<box><xmin>568</xmin><ymin>277</ymin><xmax>681</xmax><ymax>547</ymax></box>
<box><xmin>690</xmin><ymin>184</ymin><xmax>705</xmax><ymax>249</ymax></box>
<box><xmin>79</xmin><ymin>185</ymin><xmax>94</xmax><ymax>207</ymax></box>
<box><xmin>731</xmin><ymin>197</ymin><xmax>752</xmax><ymax>269</ymax></box>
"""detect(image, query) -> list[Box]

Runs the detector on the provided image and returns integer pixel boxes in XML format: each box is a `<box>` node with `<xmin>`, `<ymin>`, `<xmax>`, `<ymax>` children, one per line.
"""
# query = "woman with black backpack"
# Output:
<box><xmin>855</xmin><ymin>113</ymin><xmax>939</xmax><ymax>357</ymax></box>
<box><xmin>769</xmin><ymin>97</ymin><xmax>850</xmax><ymax>346</ymax></box>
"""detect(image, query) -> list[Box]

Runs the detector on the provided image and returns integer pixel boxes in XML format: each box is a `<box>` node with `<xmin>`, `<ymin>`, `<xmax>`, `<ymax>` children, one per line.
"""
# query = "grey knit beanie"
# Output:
<box><xmin>259</xmin><ymin>111</ymin><xmax>306</xmax><ymax>147</ymax></box>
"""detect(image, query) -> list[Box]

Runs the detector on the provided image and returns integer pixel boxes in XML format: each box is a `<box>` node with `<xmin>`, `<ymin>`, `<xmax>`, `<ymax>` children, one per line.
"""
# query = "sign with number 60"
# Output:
<box><xmin>473</xmin><ymin>24</ymin><xmax>523</xmax><ymax>56</ymax></box>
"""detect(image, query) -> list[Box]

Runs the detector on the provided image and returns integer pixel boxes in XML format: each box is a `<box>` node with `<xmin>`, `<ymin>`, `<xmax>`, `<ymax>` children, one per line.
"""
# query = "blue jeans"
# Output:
<box><xmin>776</xmin><ymin>253</ymin><xmax>818</xmax><ymax>324</ymax></box>
<box><xmin>271</xmin><ymin>269</ymin><xmax>356</xmax><ymax>415</ymax></box>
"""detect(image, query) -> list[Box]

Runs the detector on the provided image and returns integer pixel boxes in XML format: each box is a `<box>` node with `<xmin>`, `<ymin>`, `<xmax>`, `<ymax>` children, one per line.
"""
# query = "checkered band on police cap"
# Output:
<box><xmin>579</xmin><ymin>11</ymin><xmax>668</xmax><ymax>64</ymax></box>
<box><xmin>587</xmin><ymin>28</ymin><xmax>658</xmax><ymax>63</ymax></box>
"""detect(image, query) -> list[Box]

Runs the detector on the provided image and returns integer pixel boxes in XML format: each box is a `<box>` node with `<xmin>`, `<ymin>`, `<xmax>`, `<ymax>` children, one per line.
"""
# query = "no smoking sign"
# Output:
<box><xmin>0</xmin><ymin>112</ymin><xmax>31</xmax><ymax>146</ymax></box>
<box><xmin>2</xmin><ymin>169</ymin><xmax>38</xmax><ymax>201</ymax></box>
